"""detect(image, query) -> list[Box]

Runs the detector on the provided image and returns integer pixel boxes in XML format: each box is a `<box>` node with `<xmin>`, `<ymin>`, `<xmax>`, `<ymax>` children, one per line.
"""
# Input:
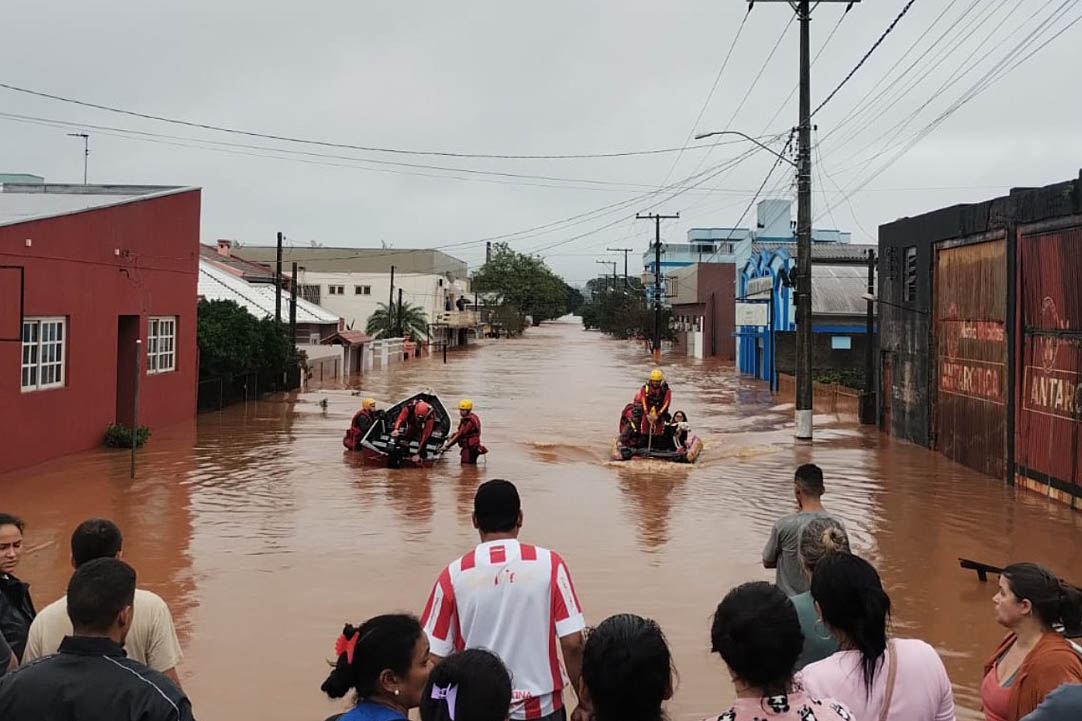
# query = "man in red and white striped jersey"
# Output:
<box><xmin>421</xmin><ymin>479</ymin><xmax>586</xmax><ymax>721</ymax></box>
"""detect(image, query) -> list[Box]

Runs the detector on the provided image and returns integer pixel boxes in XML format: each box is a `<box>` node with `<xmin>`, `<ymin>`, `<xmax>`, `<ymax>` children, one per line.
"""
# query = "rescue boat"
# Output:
<box><xmin>611</xmin><ymin>403</ymin><xmax>703</xmax><ymax>463</ymax></box>
<box><xmin>358</xmin><ymin>392</ymin><xmax>452</xmax><ymax>468</ymax></box>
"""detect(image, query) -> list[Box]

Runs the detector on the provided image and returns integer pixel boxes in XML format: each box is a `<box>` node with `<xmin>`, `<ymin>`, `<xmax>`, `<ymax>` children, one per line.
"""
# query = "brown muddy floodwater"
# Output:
<box><xmin>5</xmin><ymin>317</ymin><xmax>1082</xmax><ymax>721</ymax></box>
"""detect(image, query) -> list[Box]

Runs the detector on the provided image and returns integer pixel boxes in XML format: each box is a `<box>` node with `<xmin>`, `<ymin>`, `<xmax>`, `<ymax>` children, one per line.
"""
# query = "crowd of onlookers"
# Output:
<box><xmin>1</xmin><ymin>467</ymin><xmax>1082</xmax><ymax>720</ymax></box>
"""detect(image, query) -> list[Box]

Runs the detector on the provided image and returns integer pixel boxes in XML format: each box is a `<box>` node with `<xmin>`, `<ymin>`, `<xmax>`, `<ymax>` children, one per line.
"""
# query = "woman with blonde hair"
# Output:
<box><xmin>791</xmin><ymin>516</ymin><xmax>849</xmax><ymax>670</ymax></box>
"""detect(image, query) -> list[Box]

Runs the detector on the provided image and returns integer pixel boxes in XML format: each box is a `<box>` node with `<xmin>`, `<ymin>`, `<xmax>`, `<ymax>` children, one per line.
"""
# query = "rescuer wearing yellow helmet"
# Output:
<box><xmin>442</xmin><ymin>398</ymin><xmax>487</xmax><ymax>464</ymax></box>
<box><xmin>635</xmin><ymin>368</ymin><xmax>672</xmax><ymax>435</ymax></box>
<box><xmin>343</xmin><ymin>397</ymin><xmax>381</xmax><ymax>451</ymax></box>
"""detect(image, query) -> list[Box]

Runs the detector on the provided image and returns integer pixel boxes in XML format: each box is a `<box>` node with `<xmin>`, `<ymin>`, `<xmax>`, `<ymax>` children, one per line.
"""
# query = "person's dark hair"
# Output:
<box><xmin>66</xmin><ymin>557</ymin><xmax>137</xmax><ymax>633</ymax></box>
<box><xmin>672</xmin><ymin>411</ymin><xmax>688</xmax><ymax>423</ymax></box>
<box><xmin>583</xmin><ymin>614</ymin><xmax>672</xmax><ymax>721</ymax></box>
<box><xmin>711</xmin><ymin>582</ymin><xmax>802</xmax><ymax>697</ymax></box>
<box><xmin>474</xmin><ymin>479</ymin><xmax>521</xmax><ymax>534</ymax></box>
<box><xmin>1003</xmin><ymin>562</ymin><xmax>1082</xmax><ymax>635</ymax></box>
<box><xmin>420</xmin><ymin>649</ymin><xmax>511</xmax><ymax>721</ymax></box>
<box><xmin>0</xmin><ymin>513</ymin><xmax>26</xmax><ymax>533</ymax></box>
<box><xmin>321</xmin><ymin>614</ymin><xmax>423</xmax><ymax>700</ymax></box>
<box><xmin>810</xmin><ymin>553</ymin><xmax>890</xmax><ymax>695</ymax></box>
<box><xmin>71</xmin><ymin>518</ymin><xmax>123</xmax><ymax>567</ymax></box>
<box><xmin>794</xmin><ymin>464</ymin><xmax>825</xmax><ymax>496</ymax></box>
<box><xmin>799</xmin><ymin>517</ymin><xmax>850</xmax><ymax>575</ymax></box>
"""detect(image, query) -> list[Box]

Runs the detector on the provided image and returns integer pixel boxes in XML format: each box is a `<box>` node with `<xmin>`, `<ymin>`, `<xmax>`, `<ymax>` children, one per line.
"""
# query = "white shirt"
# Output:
<box><xmin>421</xmin><ymin>539</ymin><xmax>585</xmax><ymax>720</ymax></box>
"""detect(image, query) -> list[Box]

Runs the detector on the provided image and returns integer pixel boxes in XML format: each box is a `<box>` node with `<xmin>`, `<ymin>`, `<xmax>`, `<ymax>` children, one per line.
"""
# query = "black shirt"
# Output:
<box><xmin>0</xmin><ymin>573</ymin><xmax>34</xmax><ymax>661</ymax></box>
<box><xmin>0</xmin><ymin>635</ymin><xmax>194</xmax><ymax>720</ymax></box>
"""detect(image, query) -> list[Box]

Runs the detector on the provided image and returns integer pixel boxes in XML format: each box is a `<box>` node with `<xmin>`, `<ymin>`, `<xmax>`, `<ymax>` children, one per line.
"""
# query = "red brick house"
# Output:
<box><xmin>0</xmin><ymin>183</ymin><xmax>201</xmax><ymax>474</ymax></box>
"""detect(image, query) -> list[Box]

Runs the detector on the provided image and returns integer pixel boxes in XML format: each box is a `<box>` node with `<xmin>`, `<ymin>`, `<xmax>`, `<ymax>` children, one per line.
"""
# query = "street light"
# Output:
<box><xmin>693</xmin><ymin>130</ymin><xmax>797</xmax><ymax>167</ymax></box>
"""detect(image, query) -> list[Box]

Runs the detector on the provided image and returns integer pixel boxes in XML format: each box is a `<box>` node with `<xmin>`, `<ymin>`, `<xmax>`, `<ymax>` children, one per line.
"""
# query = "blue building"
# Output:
<box><xmin>737</xmin><ymin>243</ymin><xmax>875</xmax><ymax>382</ymax></box>
<box><xmin>641</xmin><ymin>199</ymin><xmax>852</xmax><ymax>301</ymax></box>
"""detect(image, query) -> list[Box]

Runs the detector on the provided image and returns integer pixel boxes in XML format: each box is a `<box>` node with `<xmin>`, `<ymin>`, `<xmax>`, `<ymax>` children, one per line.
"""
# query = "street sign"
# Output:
<box><xmin>735</xmin><ymin>301</ymin><xmax>769</xmax><ymax>327</ymax></box>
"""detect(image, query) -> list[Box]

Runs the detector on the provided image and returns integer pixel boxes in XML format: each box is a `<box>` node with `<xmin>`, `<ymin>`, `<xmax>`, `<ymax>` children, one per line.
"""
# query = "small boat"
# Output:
<box><xmin>611</xmin><ymin>403</ymin><xmax>703</xmax><ymax>463</ymax></box>
<box><xmin>358</xmin><ymin>392</ymin><xmax>452</xmax><ymax>468</ymax></box>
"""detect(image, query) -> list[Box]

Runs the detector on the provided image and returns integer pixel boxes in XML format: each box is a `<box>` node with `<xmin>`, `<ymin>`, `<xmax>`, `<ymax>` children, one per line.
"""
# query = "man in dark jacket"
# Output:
<box><xmin>0</xmin><ymin>557</ymin><xmax>194</xmax><ymax>720</ymax></box>
<box><xmin>0</xmin><ymin>513</ymin><xmax>34</xmax><ymax>662</ymax></box>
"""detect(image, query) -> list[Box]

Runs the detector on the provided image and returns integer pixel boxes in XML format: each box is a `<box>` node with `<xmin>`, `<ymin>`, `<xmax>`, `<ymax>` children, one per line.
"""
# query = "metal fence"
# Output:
<box><xmin>197</xmin><ymin>368</ymin><xmax>301</xmax><ymax>412</ymax></box>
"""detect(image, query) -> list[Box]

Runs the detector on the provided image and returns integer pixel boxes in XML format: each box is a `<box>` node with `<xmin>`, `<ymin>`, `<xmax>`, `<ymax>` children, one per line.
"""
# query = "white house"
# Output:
<box><xmin>235</xmin><ymin>247</ymin><xmax>472</xmax><ymax>337</ymax></box>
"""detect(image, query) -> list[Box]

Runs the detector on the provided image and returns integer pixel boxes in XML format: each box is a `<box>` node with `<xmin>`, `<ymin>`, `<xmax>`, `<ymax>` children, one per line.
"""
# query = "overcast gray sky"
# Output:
<box><xmin>2</xmin><ymin>1</ymin><xmax>1080</xmax><ymax>284</ymax></box>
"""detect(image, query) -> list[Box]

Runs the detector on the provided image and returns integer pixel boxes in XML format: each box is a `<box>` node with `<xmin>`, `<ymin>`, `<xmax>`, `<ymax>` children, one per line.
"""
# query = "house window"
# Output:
<box><xmin>21</xmin><ymin>317</ymin><xmax>66</xmax><ymax>391</ymax></box>
<box><xmin>328</xmin><ymin>285</ymin><xmax>345</xmax><ymax>296</ymax></box>
<box><xmin>831</xmin><ymin>335</ymin><xmax>852</xmax><ymax>350</ymax></box>
<box><xmin>903</xmin><ymin>247</ymin><xmax>918</xmax><ymax>302</ymax></box>
<box><xmin>300</xmin><ymin>285</ymin><xmax>321</xmax><ymax>305</ymax></box>
<box><xmin>354</xmin><ymin>285</ymin><xmax>371</xmax><ymax>295</ymax></box>
<box><xmin>147</xmin><ymin>317</ymin><xmax>177</xmax><ymax>373</ymax></box>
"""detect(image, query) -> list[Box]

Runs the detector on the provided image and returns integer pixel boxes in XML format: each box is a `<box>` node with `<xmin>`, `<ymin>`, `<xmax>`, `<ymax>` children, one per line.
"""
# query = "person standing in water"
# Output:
<box><xmin>443</xmin><ymin>399</ymin><xmax>486</xmax><ymax>464</ymax></box>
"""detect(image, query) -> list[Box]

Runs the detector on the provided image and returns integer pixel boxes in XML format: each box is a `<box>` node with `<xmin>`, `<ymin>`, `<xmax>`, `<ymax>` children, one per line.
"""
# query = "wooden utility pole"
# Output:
<box><xmin>606</xmin><ymin>247</ymin><xmax>635</xmax><ymax>287</ymax></box>
<box><xmin>752</xmin><ymin>0</ymin><xmax>859</xmax><ymax>439</ymax></box>
<box><xmin>636</xmin><ymin>212</ymin><xmax>679</xmax><ymax>362</ymax></box>
<box><xmin>596</xmin><ymin>260</ymin><xmax>617</xmax><ymax>291</ymax></box>
<box><xmin>275</xmin><ymin>231</ymin><xmax>284</xmax><ymax>325</ymax></box>
<box><xmin>388</xmin><ymin>265</ymin><xmax>396</xmax><ymax>337</ymax></box>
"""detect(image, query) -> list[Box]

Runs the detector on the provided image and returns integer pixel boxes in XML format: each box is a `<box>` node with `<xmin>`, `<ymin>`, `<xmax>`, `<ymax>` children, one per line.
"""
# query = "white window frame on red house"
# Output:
<box><xmin>21</xmin><ymin>317</ymin><xmax>66</xmax><ymax>392</ymax></box>
<box><xmin>147</xmin><ymin>316</ymin><xmax>177</xmax><ymax>374</ymax></box>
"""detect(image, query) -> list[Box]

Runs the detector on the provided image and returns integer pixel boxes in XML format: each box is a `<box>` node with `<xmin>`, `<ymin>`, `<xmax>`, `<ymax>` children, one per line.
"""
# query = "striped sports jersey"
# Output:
<box><xmin>421</xmin><ymin>539</ymin><xmax>585</xmax><ymax>720</ymax></box>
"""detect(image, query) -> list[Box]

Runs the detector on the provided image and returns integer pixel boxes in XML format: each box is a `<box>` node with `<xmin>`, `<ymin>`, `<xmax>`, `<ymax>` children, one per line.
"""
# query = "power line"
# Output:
<box><xmin>812</xmin><ymin>0</ymin><xmax>919</xmax><ymax>117</ymax></box>
<box><xmin>0</xmin><ymin>80</ymin><xmax>776</xmax><ymax>162</ymax></box>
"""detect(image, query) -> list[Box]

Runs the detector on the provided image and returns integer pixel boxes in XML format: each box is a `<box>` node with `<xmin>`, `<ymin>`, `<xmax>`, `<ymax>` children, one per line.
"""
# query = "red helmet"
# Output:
<box><xmin>413</xmin><ymin>401</ymin><xmax>432</xmax><ymax>418</ymax></box>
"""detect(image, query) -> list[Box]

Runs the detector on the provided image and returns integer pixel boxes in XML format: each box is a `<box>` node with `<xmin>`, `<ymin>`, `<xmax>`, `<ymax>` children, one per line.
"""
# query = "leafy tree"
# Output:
<box><xmin>472</xmin><ymin>243</ymin><xmax>574</xmax><ymax>326</ymax></box>
<box><xmin>196</xmin><ymin>299</ymin><xmax>304</xmax><ymax>386</ymax></box>
<box><xmin>579</xmin><ymin>278</ymin><xmax>674</xmax><ymax>341</ymax></box>
<box><xmin>365</xmin><ymin>301</ymin><xmax>429</xmax><ymax>339</ymax></box>
<box><xmin>567</xmin><ymin>286</ymin><xmax>585</xmax><ymax>315</ymax></box>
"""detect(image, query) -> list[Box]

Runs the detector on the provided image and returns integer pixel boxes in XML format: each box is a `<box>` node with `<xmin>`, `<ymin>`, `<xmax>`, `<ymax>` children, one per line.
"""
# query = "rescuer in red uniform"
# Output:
<box><xmin>391</xmin><ymin>399</ymin><xmax>436</xmax><ymax>463</ymax></box>
<box><xmin>634</xmin><ymin>368</ymin><xmax>672</xmax><ymax>437</ymax></box>
<box><xmin>442</xmin><ymin>398</ymin><xmax>486</xmax><ymax>464</ymax></box>
<box><xmin>343</xmin><ymin>397</ymin><xmax>380</xmax><ymax>450</ymax></box>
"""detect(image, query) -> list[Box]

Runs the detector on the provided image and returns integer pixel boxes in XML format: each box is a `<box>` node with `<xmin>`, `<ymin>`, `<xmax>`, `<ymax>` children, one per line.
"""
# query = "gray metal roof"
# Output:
<box><xmin>0</xmin><ymin>184</ymin><xmax>193</xmax><ymax>228</ymax></box>
<box><xmin>811</xmin><ymin>264</ymin><xmax>875</xmax><ymax>316</ymax></box>
<box><xmin>753</xmin><ymin>241</ymin><xmax>876</xmax><ymax>262</ymax></box>
<box><xmin>198</xmin><ymin>260</ymin><xmax>340</xmax><ymax>325</ymax></box>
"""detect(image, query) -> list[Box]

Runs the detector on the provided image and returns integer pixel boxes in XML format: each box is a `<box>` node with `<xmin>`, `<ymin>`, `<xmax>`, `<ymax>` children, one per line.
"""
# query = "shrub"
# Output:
<box><xmin>103</xmin><ymin>423</ymin><xmax>150</xmax><ymax>448</ymax></box>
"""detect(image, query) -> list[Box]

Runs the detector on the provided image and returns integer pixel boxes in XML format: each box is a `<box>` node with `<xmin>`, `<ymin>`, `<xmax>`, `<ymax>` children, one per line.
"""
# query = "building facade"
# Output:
<box><xmin>878</xmin><ymin>170</ymin><xmax>1082</xmax><ymax>508</ymax></box>
<box><xmin>236</xmin><ymin>247</ymin><xmax>470</xmax><ymax>336</ymax></box>
<box><xmin>0</xmin><ymin>184</ymin><xmax>201</xmax><ymax>474</ymax></box>
<box><xmin>737</xmin><ymin>244</ymin><xmax>876</xmax><ymax>384</ymax></box>
<box><xmin>668</xmin><ymin>263</ymin><xmax>736</xmax><ymax>360</ymax></box>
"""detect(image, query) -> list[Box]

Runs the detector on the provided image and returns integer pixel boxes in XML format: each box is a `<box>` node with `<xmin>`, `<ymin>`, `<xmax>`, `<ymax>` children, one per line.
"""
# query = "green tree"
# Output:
<box><xmin>365</xmin><ymin>301</ymin><xmax>429</xmax><ymax>339</ymax></box>
<box><xmin>579</xmin><ymin>278</ymin><xmax>674</xmax><ymax>341</ymax></box>
<box><xmin>196</xmin><ymin>299</ymin><xmax>304</xmax><ymax>385</ymax></box>
<box><xmin>472</xmin><ymin>243</ymin><xmax>574</xmax><ymax>326</ymax></box>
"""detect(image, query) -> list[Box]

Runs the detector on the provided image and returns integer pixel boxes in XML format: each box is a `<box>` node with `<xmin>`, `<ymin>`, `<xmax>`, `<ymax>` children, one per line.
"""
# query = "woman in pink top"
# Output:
<box><xmin>799</xmin><ymin>553</ymin><xmax>956</xmax><ymax>721</ymax></box>
<box><xmin>709</xmin><ymin>581</ymin><xmax>853</xmax><ymax>721</ymax></box>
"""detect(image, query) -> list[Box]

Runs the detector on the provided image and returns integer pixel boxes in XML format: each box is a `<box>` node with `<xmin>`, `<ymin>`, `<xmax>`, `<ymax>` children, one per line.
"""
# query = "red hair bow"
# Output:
<box><xmin>335</xmin><ymin>628</ymin><xmax>360</xmax><ymax>664</ymax></box>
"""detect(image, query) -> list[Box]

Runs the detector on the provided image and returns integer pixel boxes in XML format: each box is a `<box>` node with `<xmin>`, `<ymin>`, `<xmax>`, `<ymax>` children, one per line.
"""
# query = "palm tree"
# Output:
<box><xmin>366</xmin><ymin>301</ymin><xmax>428</xmax><ymax>339</ymax></box>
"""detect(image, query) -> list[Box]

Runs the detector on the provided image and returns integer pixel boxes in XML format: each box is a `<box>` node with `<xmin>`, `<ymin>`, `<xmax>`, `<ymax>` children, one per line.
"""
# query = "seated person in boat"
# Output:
<box><xmin>391</xmin><ymin>399</ymin><xmax>437</xmax><ymax>462</ymax></box>
<box><xmin>442</xmin><ymin>398</ymin><xmax>487</xmax><ymax>464</ymax></box>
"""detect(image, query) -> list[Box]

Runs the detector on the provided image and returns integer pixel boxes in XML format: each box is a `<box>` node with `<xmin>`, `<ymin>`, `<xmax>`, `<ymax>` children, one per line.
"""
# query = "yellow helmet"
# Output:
<box><xmin>459</xmin><ymin>398</ymin><xmax>474</xmax><ymax>411</ymax></box>
<box><xmin>649</xmin><ymin>368</ymin><xmax>664</xmax><ymax>382</ymax></box>
<box><xmin>362</xmin><ymin>397</ymin><xmax>376</xmax><ymax>410</ymax></box>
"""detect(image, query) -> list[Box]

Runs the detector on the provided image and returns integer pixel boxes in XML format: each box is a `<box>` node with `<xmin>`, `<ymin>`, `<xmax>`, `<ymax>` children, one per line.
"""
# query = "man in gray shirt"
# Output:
<box><xmin>762</xmin><ymin>464</ymin><xmax>843</xmax><ymax>596</ymax></box>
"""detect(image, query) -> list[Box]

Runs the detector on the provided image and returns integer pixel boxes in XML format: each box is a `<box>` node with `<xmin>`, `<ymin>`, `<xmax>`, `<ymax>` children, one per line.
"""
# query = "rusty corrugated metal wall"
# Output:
<box><xmin>933</xmin><ymin>236</ymin><xmax>1008</xmax><ymax>478</ymax></box>
<box><xmin>1015</xmin><ymin>223</ymin><xmax>1082</xmax><ymax>493</ymax></box>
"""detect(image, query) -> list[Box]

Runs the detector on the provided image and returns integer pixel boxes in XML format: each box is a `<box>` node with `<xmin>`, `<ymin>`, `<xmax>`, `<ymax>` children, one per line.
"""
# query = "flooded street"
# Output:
<box><xmin>5</xmin><ymin>317</ymin><xmax>1082</xmax><ymax>721</ymax></box>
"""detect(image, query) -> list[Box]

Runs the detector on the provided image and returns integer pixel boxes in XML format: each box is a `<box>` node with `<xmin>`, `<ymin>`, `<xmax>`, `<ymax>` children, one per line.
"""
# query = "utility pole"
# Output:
<box><xmin>596</xmin><ymin>260</ymin><xmax>617</xmax><ymax>291</ymax></box>
<box><xmin>486</xmin><ymin>241</ymin><xmax>492</xmax><ymax>264</ymax></box>
<box><xmin>67</xmin><ymin>133</ymin><xmax>89</xmax><ymax>184</ymax></box>
<box><xmin>397</xmin><ymin>288</ymin><xmax>404</xmax><ymax>338</ymax></box>
<box><xmin>752</xmin><ymin>0</ymin><xmax>858</xmax><ymax>440</ymax></box>
<box><xmin>861</xmin><ymin>249</ymin><xmax>876</xmax><ymax>425</ymax></box>
<box><xmin>289</xmin><ymin>261</ymin><xmax>299</xmax><ymax>347</ymax></box>
<box><xmin>636</xmin><ymin>212</ymin><xmax>679</xmax><ymax>362</ymax></box>
<box><xmin>606</xmin><ymin>247</ymin><xmax>634</xmax><ymax>288</ymax></box>
<box><xmin>388</xmin><ymin>264</ymin><xmax>396</xmax><ymax>337</ymax></box>
<box><xmin>275</xmin><ymin>231</ymin><xmax>284</xmax><ymax>325</ymax></box>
